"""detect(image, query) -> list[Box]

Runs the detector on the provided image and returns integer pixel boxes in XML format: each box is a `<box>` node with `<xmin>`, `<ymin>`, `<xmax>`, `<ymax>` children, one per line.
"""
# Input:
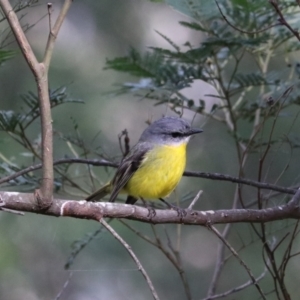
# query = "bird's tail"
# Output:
<box><xmin>86</xmin><ymin>183</ymin><xmax>112</xmax><ymax>202</ymax></box>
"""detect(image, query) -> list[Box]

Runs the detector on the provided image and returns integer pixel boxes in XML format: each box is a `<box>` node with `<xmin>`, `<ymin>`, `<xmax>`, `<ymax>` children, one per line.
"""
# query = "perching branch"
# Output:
<box><xmin>1</xmin><ymin>189</ymin><xmax>300</xmax><ymax>225</ymax></box>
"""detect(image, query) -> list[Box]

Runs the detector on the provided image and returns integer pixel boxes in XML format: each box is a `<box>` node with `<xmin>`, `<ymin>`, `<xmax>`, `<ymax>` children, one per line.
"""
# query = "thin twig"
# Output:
<box><xmin>206</xmin><ymin>223</ymin><xmax>229</xmax><ymax>296</ymax></box>
<box><xmin>0</xmin><ymin>207</ymin><xmax>25</xmax><ymax>215</ymax></box>
<box><xmin>279</xmin><ymin>221</ymin><xmax>299</xmax><ymax>278</ymax></box>
<box><xmin>122</xmin><ymin>220</ymin><xmax>192</xmax><ymax>299</ymax></box>
<box><xmin>215</xmin><ymin>0</ymin><xmax>280</xmax><ymax>35</ymax></box>
<box><xmin>0</xmin><ymin>158</ymin><xmax>117</xmax><ymax>185</ymax></box>
<box><xmin>184</xmin><ymin>171</ymin><xmax>296</xmax><ymax>195</ymax></box>
<box><xmin>188</xmin><ymin>190</ymin><xmax>202</xmax><ymax>210</ymax></box>
<box><xmin>206</xmin><ymin>188</ymin><xmax>241</xmax><ymax>297</ymax></box>
<box><xmin>208</xmin><ymin>225</ymin><xmax>266</xmax><ymax>300</ymax></box>
<box><xmin>99</xmin><ymin>218</ymin><xmax>160</xmax><ymax>300</ymax></box>
<box><xmin>0</xmin><ymin>158</ymin><xmax>296</xmax><ymax>195</ymax></box>
<box><xmin>43</xmin><ymin>0</ymin><xmax>73</xmax><ymax>70</ymax></box>
<box><xmin>0</xmin><ymin>0</ymin><xmax>73</xmax><ymax>208</ymax></box>
<box><xmin>120</xmin><ymin>220</ymin><xmax>157</xmax><ymax>246</ymax></box>
<box><xmin>255</xmin><ymin>87</ymin><xmax>293</xmax><ymax>300</ymax></box>
<box><xmin>288</xmin><ymin>187</ymin><xmax>300</xmax><ymax>207</ymax></box>
<box><xmin>201</xmin><ymin>267</ymin><xmax>268</xmax><ymax>300</ymax></box>
<box><xmin>55</xmin><ymin>271</ymin><xmax>73</xmax><ymax>300</ymax></box>
<box><xmin>47</xmin><ymin>3</ymin><xmax>52</xmax><ymax>32</ymax></box>
<box><xmin>65</xmin><ymin>227</ymin><xmax>106</xmax><ymax>270</ymax></box>
<box><xmin>0</xmin><ymin>0</ymin><xmax>53</xmax><ymax>207</ymax></box>
<box><xmin>269</xmin><ymin>0</ymin><xmax>300</xmax><ymax>41</ymax></box>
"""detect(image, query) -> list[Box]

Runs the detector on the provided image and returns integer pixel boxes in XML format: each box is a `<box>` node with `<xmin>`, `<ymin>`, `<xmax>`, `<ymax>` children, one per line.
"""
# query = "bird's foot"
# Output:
<box><xmin>159</xmin><ymin>198</ymin><xmax>187</xmax><ymax>220</ymax></box>
<box><xmin>147</xmin><ymin>206</ymin><xmax>157</xmax><ymax>219</ymax></box>
<box><xmin>141</xmin><ymin>198</ymin><xmax>156</xmax><ymax>219</ymax></box>
<box><xmin>170</xmin><ymin>204</ymin><xmax>187</xmax><ymax>220</ymax></box>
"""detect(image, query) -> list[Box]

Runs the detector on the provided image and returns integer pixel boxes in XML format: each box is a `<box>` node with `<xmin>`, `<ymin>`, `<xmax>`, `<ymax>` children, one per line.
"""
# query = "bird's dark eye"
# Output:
<box><xmin>171</xmin><ymin>132</ymin><xmax>181</xmax><ymax>138</ymax></box>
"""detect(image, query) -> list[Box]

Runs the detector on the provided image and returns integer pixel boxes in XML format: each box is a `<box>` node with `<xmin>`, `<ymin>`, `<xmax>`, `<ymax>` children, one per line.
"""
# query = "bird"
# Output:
<box><xmin>86</xmin><ymin>116</ymin><xmax>202</xmax><ymax>211</ymax></box>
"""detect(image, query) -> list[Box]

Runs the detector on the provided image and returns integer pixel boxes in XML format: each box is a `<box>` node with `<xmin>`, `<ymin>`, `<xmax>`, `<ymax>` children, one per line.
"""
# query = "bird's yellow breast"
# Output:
<box><xmin>124</xmin><ymin>143</ymin><xmax>187</xmax><ymax>199</ymax></box>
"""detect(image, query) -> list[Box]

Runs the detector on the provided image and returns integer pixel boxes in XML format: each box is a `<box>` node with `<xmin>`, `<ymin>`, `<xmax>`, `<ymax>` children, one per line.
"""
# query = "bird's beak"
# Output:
<box><xmin>187</xmin><ymin>128</ymin><xmax>203</xmax><ymax>136</ymax></box>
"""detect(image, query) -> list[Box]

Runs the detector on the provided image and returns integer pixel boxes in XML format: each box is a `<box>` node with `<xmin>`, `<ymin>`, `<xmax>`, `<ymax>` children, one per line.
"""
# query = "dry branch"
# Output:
<box><xmin>0</xmin><ymin>0</ymin><xmax>73</xmax><ymax>209</ymax></box>
<box><xmin>1</xmin><ymin>189</ymin><xmax>300</xmax><ymax>225</ymax></box>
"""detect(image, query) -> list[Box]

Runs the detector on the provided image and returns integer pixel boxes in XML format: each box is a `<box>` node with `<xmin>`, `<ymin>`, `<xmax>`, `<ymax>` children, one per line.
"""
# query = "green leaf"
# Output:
<box><xmin>179</xmin><ymin>21</ymin><xmax>208</xmax><ymax>32</ymax></box>
<box><xmin>0</xmin><ymin>111</ymin><xmax>23</xmax><ymax>132</ymax></box>
<box><xmin>0</xmin><ymin>50</ymin><xmax>15</xmax><ymax>65</ymax></box>
<box><xmin>105</xmin><ymin>48</ymin><xmax>164</xmax><ymax>78</ymax></box>
<box><xmin>106</xmin><ymin>47</ymin><xmax>205</xmax><ymax>90</ymax></box>
<box><xmin>164</xmin><ymin>0</ymin><xmax>218</xmax><ymax>20</ymax></box>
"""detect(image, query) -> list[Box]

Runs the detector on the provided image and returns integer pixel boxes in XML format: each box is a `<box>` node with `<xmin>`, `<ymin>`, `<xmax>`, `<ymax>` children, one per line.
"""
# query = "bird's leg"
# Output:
<box><xmin>125</xmin><ymin>195</ymin><xmax>138</xmax><ymax>205</ymax></box>
<box><xmin>159</xmin><ymin>198</ymin><xmax>187</xmax><ymax>219</ymax></box>
<box><xmin>141</xmin><ymin>198</ymin><xmax>156</xmax><ymax>219</ymax></box>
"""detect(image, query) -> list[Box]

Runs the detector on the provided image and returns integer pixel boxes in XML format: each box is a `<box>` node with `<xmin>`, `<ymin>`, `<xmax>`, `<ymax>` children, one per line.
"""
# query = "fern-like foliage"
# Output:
<box><xmin>105</xmin><ymin>0</ymin><xmax>300</xmax><ymax>121</ymax></box>
<box><xmin>0</xmin><ymin>86</ymin><xmax>83</xmax><ymax>133</ymax></box>
<box><xmin>106</xmin><ymin>48</ymin><xmax>205</xmax><ymax>90</ymax></box>
<box><xmin>0</xmin><ymin>50</ymin><xmax>15</xmax><ymax>65</ymax></box>
<box><xmin>0</xmin><ymin>110</ymin><xmax>24</xmax><ymax>132</ymax></box>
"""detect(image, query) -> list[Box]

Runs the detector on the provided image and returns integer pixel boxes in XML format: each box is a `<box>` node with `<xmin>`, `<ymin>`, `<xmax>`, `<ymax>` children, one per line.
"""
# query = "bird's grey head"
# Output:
<box><xmin>139</xmin><ymin>116</ymin><xmax>203</xmax><ymax>145</ymax></box>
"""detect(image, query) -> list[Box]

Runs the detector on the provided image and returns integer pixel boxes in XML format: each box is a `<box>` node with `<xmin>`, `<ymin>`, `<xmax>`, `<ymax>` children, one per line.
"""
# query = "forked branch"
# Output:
<box><xmin>0</xmin><ymin>0</ymin><xmax>73</xmax><ymax>208</ymax></box>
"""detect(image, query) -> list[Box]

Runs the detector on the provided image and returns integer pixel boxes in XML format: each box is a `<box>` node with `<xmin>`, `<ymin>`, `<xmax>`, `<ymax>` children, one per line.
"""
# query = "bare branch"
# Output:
<box><xmin>55</xmin><ymin>271</ymin><xmax>73</xmax><ymax>300</ymax></box>
<box><xmin>208</xmin><ymin>225</ymin><xmax>266</xmax><ymax>299</ymax></box>
<box><xmin>201</xmin><ymin>267</ymin><xmax>268</xmax><ymax>300</ymax></box>
<box><xmin>206</xmin><ymin>223</ymin><xmax>229</xmax><ymax>297</ymax></box>
<box><xmin>0</xmin><ymin>0</ymin><xmax>40</xmax><ymax>72</ymax></box>
<box><xmin>1</xmin><ymin>191</ymin><xmax>300</xmax><ymax>225</ymax></box>
<box><xmin>0</xmin><ymin>0</ymin><xmax>72</xmax><ymax>208</ymax></box>
<box><xmin>269</xmin><ymin>0</ymin><xmax>300</xmax><ymax>41</ymax></box>
<box><xmin>0</xmin><ymin>158</ymin><xmax>296</xmax><ymax>196</ymax></box>
<box><xmin>288</xmin><ymin>187</ymin><xmax>300</xmax><ymax>207</ymax></box>
<box><xmin>65</xmin><ymin>227</ymin><xmax>106</xmax><ymax>270</ymax></box>
<box><xmin>99</xmin><ymin>218</ymin><xmax>160</xmax><ymax>300</ymax></box>
<box><xmin>121</xmin><ymin>219</ymin><xmax>192</xmax><ymax>299</ymax></box>
<box><xmin>47</xmin><ymin>3</ymin><xmax>53</xmax><ymax>34</ymax></box>
<box><xmin>0</xmin><ymin>158</ymin><xmax>117</xmax><ymax>185</ymax></box>
<box><xmin>206</xmin><ymin>186</ymin><xmax>242</xmax><ymax>298</ymax></box>
<box><xmin>43</xmin><ymin>0</ymin><xmax>73</xmax><ymax>70</ymax></box>
<box><xmin>188</xmin><ymin>190</ymin><xmax>202</xmax><ymax>210</ymax></box>
<box><xmin>0</xmin><ymin>0</ymin><xmax>52</xmax><ymax>207</ymax></box>
<box><xmin>184</xmin><ymin>171</ymin><xmax>296</xmax><ymax>195</ymax></box>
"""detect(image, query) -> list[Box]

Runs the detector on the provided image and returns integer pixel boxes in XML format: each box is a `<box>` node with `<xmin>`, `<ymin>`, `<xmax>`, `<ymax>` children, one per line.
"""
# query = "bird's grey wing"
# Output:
<box><xmin>109</xmin><ymin>143</ymin><xmax>152</xmax><ymax>203</ymax></box>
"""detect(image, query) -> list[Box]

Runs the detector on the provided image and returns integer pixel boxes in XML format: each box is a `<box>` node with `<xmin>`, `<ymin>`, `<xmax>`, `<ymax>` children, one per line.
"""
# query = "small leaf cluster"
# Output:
<box><xmin>0</xmin><ymin>86</ymin><xmax>82</xmax><ymax>133</ymax></box>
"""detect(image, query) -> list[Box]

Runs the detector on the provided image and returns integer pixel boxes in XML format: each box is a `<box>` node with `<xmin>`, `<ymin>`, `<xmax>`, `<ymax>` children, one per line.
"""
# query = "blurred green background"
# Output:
<box><xmin>0</xmin><ymin>0</ymin><xmax>300</xmax><ymax>299</ymax></box>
